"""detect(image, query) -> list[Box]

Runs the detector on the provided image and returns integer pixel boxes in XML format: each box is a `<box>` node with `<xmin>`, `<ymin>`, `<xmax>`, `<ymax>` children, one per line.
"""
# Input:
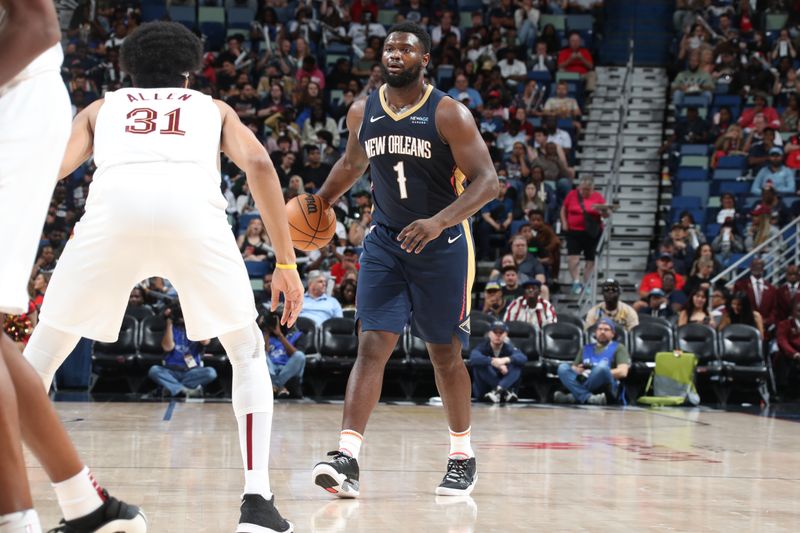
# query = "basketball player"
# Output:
<box><xmin>1</xmin><ymin>1</ymin><xmax>146</xmax><ymax>532</ymax></box>
<box><xmin>22</xmin><ymin>22</ymin><xmax>303</xmax><ymax>533</ymax></box>
<box><xmin>311</xmin><ymin>22</ymin><xmax>498</xmax><ymax>497</ymax></box>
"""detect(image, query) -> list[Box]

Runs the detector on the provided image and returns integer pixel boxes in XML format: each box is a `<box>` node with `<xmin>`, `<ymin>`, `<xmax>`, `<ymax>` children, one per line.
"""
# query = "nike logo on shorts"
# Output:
<box><xmin>370</xmin><ymin>115</ymin><xmax>386</xmax><ymax>123</ymax></box>
<box><xmin>448</xmin><ymin>234</ymin><xmax>462</xmax><ymax>244</ymax></box>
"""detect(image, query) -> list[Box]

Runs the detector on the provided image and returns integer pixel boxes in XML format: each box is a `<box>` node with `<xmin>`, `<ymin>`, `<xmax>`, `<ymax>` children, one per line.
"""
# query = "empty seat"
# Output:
<box><xmin>469</xmin><ymin>310</ymin><xmax>494</xmax><ymax>324</ymax></box>
<box><xmin>628</xmin><ymin>321</ymin><xmax>674</xmax><ymax>377</ymax></box>
<box><xmin>138</xmin><ymin>315</ymin><xmax>167</xmax><ymax>370</ymax></box>
<box><xmin>462</xmin><ymin>319</ymin><xmax>491</xmax><ymax>358</ymax></box>
<box><xmin>557</xmin><ymin>313</ymin><xmax>584</xmax><ymax>330</ymax></box>
<box><xmin>506</xmin><ymin>321</ymin><xmax>538</xmax><ymax>357</ymax></box>
<box><xmin>540</xmin><ymin>322</ymin><xmax>583</xmax><ymax>374</ymax></box>
<box><xmin>717</xmin><ymin>324</ymin><xmax>768</xmax><ymax>404</ymax></box>
<box><xmin>294</xmin><ymin>316</ymin><xmax>319</xmax><ymax>355</ymax></box>
<box><xmin>93</xmin><ymin>316</ymin><xmax>138</xmax><ymax>370</ymax></box>
<box><xmin>126</xmin><ymin>306</ymin><xmax>154</xmax><ymax>322</ymax></box>
<box><xmin>676</xmin><ymin>324</ymin><xmax>717</xmax><ymax>367</ymax></box>
<box><xmin>319</xmin><ymin>317</ymin><xmax>358</xmax><ymax>365</ymax></box>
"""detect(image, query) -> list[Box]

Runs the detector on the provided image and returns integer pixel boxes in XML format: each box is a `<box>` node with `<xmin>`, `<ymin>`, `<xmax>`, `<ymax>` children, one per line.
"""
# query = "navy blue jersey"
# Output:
<box><xmin>358</xmin><ymin>84</ymin><xmax>465</xmax><ymax>229</ymax></box>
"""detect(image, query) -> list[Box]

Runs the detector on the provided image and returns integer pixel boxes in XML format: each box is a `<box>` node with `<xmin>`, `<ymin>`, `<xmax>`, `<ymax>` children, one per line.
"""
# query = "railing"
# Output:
<box><xmin>576</xmin><ymin>37</ymin><xmax>635</xmax><ymax>315</ymax></box>
<box><xmin>710</xmin><ymin>215</ymin><xmax>800</xmax><ymax>289</ymax></box>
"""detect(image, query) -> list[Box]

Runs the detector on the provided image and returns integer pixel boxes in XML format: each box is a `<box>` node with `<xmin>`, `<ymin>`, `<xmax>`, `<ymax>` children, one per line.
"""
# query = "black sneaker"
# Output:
<box><xmin>236</xmin><ymin>494</ymin><xmax>293</xmax><ymax>533</ymax></box>
<box><xmin>47</xmin><ymin>490</ymin><xmax>147</xmax><ymax>532</ymax></box>
<box><xmin>312</xmin><ymin>451</ymin><xmax>360</xmax><ymax>498</ymax></box>
<box><xmin>435</xmin><ymin>457</ymin><xmax>477</xmax><ymax>496</ymax></box>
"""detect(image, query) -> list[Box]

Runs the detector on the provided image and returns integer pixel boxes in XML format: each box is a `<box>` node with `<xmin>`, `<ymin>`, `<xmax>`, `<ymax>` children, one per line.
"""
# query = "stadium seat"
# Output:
<box><xmin>126</xmin><ymin>306</ymin><xmax>154</xmax><ymax>322</ymax></box>
<box><xmin>245</xmin><ymin>261</ymin><xmax>269</xmax><ymax>279</ymax></box>
<box><xmin>715</xmin><ymin>155</ymin><xmax>747</xmax><ymax>169</ymax></box>
<box><xmin>675</xmin><ymin>167</ymin><xmax>708</xmax><ymax>181</ymax></box>
<box><xmin>671</xmin><ymin>196</ymin><xmax>703</xmax><ymax>210</ymax></box>
<box><xmin>506</xmin><ymin>321</ymin><xmax>538</xmax><ymax>356</ymax></box>
<box><xmin>469</xmin><ymin>311</ymin><xmax>493</xmax><ymax>324</ymax></box>
<box><xmin>138</xmin><ymin>315</ymin><xmax>168</xmax><ymax>371</ymax></box>
<box><xmin>627</xmin><ymin>321</ymin><xmax>674</xmax><ymax>384</ymax></box>
<box><xmin>716</xmin><ymin>324</ymin><xmax>769</xmax><ymax>405</ymax></box>
<box><xmin>198</xmin><ymin>6</ymin><xmax>225</xmax><ymax>24</ymax></box>
<box><xmin>319</xmin><ymin>317</ymin><xmax>358</xmax><ymax>362</ymax></box>
<box><xmin>528</xmin><ymin>70</ymin><xmax>552</xmax><ymax>85</ymax></box>
<box><xmin>141</xmin><ymin>4</ymin><xmax>167</xmax><ymax>22</ymax></box>
<box><xmin>200</xmin><ymin>21</ymin><xmax>226</xmax><ymax>51</ymax></box>
<box><xmin>225</xmin><ymin>0</ymin><xmax>257</xmax><ymax>9</ymax></box>
<box><xmin>676</xmin><ymin>324</ymin><xmax>718</xmax><ymax>369</ymax></box>
<box><xmin>558</xmin><ymin>313</ymin><xmax>584</xmax><ymax>330</ymax></box>
<box><xmin>295</xmin><ymin>316</ymin><xmax>319</xmax><ymax>355</ymax></box>
<box><xmin>539</xmin><ymin>14</ymin><xmax>566</xmax><ymax>32</ymax></box>
<box><xmin>713</xmin><ymin>94</ymin><xmax>741</xmax><ymax>108</ymax></box>
<box><xmin>679</xmin><ymin>155</ymin><xmax>709</xmax><ymax>169</ymax></box>
<box><xmin>457</xmin><ymin>0</ymin><xmax>483</xmax><ymax>12</ymax></box>
<box><xmin>168</xmin><ymin>5</ymin><xmax>197</xmax><ymax>28</ymax></box>
<box><xmin>461</xmin><ymin>319</ymin><xmax>491</xmax><ymax>358</ymax></box>
<box><xmin>712</xmin><ymin>168</ymin><xmax>742</xmax><ymax>180</ymax></box>
<box><xmin>227</xmin><ymin>7</ymin><xmax>255</xmax><ymax>29</ymax></box>
<box><xmin>92</xmin><ymin>315</ymin><xmax>139</xmax><ymax>391</ymax></box>
<box><xmin>677</xmin><ymin>181</ymin><xmax>710</xmax><ymax>206</ymax></box>
<box><xmin>540</xmin><ymin>322</ymin><xmax>583</xmax><ymax>375</ymax></box>
<box><xmin>679</xmin><ymin>144</ymin><xmax>709</xmax><ymax>156</ymax></box>
<box><xmin>566</xmin><ymin>14</ymin><xmax>593</xmax><ymax>31</ymax></box>
<box><xmin>766</xmin><ymin>13</ymin><xmax>788</xmax><ymax>32</ymax></box>
<box><xmin>377</xmin><ymin>9</ymin><xmax>395</xmax><ymax>26</ymax></box>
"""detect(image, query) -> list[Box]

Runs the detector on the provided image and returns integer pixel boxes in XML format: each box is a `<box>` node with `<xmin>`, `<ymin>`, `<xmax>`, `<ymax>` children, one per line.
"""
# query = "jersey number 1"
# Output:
<box><xmin>125</xmin><ymin>107</ymin><xmax>186</xmax><ymax>136</ymax></box>
<box><xmin>393</xmin><ymin>161</ymin><xmax>408</xmax><ymax>199</ymax></box>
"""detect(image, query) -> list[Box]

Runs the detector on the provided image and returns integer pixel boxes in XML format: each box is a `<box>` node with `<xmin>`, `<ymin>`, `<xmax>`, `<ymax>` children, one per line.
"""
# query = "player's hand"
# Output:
<box><xmin>397</xmin><ymin>217</ymin><xmax>446</xmax><ymax>254</ymax></box>
<box><xmin>271</xmin><ymin>268</ymin><xmax>304</xmax><ymax>328</ymax></box>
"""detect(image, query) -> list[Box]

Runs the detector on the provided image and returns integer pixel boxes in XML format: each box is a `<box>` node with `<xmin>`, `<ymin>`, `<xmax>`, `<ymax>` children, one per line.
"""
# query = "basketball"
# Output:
<box><xmin>286</xmin><ymin>193</ymin><xmax>337</xmax><ymax>251</ymax></box>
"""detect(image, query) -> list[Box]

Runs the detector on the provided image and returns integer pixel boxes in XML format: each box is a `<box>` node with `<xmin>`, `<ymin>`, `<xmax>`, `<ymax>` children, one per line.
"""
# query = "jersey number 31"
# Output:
<box><xmin>125</xmin><ymin>107</ymin><xmax>186</xmax><ymax>136</ymax></box>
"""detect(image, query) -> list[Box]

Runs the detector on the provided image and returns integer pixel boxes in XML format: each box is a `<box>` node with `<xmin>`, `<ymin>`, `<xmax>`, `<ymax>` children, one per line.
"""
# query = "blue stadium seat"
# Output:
<box><xmin>710</xmin><ymin>180</ymin><xmax>750</xmax><ymax>195</ymax></box>
<box><xmin>713</xmin><ymin>94</ymin><xmax>742</xmax><ymax>108</ymax></box>
<box><xmin>245</xmin><ymin>261</ymin><xmax>269</xmax><ymax>278</ymax></box>
<box><xmin>141</xmin><ymin>4</ymin><xmax>167</xmax><ymax>21</ymax></box>
<box><xmin>675</xmin><ymin>167</ymin><xmax>708</xmax><ymax>181</ymax></box>
<box><xmin>713</xmin><ymin>168</ymin><xmax>742</xmax><ymax>180</ymax></box>
<box><xmin>566</xmin><ymin>14</ymin><xmax>594</xmax><ymax>31</ymax></box>
<box><xmin>671</xmin><ymin>196</ymin><xmax>703</xmax><ymax>210</ymax></box>
<box><xmin>238</xmin><ymin>213</ymin><xmax>260</xmax><ymax>233</ymax></box>
<box><xmin>680</xmin><ymin>144</ymin><xmax>710</xmax><ymax>156</ymax></box>
<box><xmin>227</xmin><ymin>7</ymin><xmax>255</xmax><ymax>29</ymax></box>
<box><xmin>716</xmin><ymin>155</ymin><xmax>747</xmax><ymax>169</ymax></box>
<box><xmin>679</xmin><ymin>94</ymin><xmax>709</xmax><ymax>108</ymax></box>
<box><xmin>168</xmin><ymin>6</ymin><xmax>196</xmax><ymax>27</ymax></box>
<box><xmin>200</xmin><ymin>22</ymin><xmax>226</xmax><ymax>51</ymax></box>
<box><xmin>528</xmin><ymin>70</ymin><xmax>552</xmax><ymax>85</ymax></box>
<box><xmin>678</xmin><ymin>182</ymin><xmax>710</xmax><ymax>206</ymax></box>
<box><xmin>705</xmin><ymin>223</ymin><xmax>720</xmax><ymax>239</ymax></box>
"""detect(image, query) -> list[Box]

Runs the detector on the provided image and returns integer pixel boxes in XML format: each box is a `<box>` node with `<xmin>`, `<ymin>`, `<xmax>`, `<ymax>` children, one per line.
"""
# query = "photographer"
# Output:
<box><xmin>259</xmin><ymin>311</ymin><xmax>306</xmax><ymax>399</ymax></box>
<box><xmin>554</xmin><ymin>318</ymin><xmax>630</xmax><ymax>406</ymax></box>
<box><xmin>147</xmin><ymin>301</ymin><xmax>216</xmax><ymax>398</ymax></box>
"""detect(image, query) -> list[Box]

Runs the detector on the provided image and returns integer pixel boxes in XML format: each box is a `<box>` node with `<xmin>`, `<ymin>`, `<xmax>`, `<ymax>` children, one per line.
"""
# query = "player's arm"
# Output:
<box><xmin>58</xmin><ymin>99</ymin><xmax>104</xmax><ymax>179</ymax></box>
<box><xmin>215</xmin><ymin>100</ymin><xmax>303</xmax><ymax>326</ymax></box>
<box><xmin>0</xmin><ymin>0</ymin><xmax>60</xmax><ymax>87</ymax></box>
<box><xmin>397</xmin><ymin>97</ymin><xmax>499</xmax><ymax>253</ymax></box>
<box><xmin>315</xmin><ymin>99</ymin><xmax>370</xmax><ymax>207</ymax></box>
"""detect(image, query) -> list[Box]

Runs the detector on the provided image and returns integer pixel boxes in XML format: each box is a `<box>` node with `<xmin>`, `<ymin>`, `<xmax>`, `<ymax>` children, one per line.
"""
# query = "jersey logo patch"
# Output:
<box><xmin>370</xmin><ymin>115</ymin><xmax>386</xmax><ymax>123</ymax></box>
<box><xmin>459</xmin><ymin>317</ymin><xmax>471</xmax><ymax>335</ymax></box>
<box><xmin>410</xmin><ymin>116</ymin><xmax>429</xmax><ymax>124</ymax></box>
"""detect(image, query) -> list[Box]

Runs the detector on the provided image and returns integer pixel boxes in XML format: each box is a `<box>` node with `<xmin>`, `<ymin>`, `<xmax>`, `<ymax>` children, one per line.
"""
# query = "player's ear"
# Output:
<box><xmin>422</xmin><ymin>53</ymin><xmax>430</xmax><ymax>68</ymax></box>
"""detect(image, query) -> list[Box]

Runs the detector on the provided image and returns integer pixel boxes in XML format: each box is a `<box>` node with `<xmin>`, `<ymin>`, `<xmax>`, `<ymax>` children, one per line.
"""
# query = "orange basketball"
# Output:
<box><xmin>286</xmin><ymin>193</ymin><xmax>337</xmax><ymax>251</ymax></box>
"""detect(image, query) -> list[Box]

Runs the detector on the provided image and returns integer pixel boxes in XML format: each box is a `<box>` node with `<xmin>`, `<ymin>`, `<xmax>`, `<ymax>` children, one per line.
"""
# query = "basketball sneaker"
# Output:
<box><xmin>236</xmin><ymin>494</ymin><xmax>293</xmax><ymax>533</ymax></box>
<box><xmin>435</xmin><ymin>457</ymin><xmax>477</xmax><ymax>496</ymax></box>
<box><xmin>312</xmin><ymin>451</ymin><xmax>360</xmax><ymax>498</ymax></box>
<box><xmin>47</xmin><ymin>490</ymin><xmax>147</xmax><ymax>532</ymax></box>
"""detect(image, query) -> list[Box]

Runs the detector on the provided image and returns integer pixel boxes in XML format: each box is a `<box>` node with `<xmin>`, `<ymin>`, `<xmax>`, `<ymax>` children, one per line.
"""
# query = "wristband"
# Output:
<box><xmin>275</xmin><ymin>263</ymin><xmax>297</xmax><ymax>270</ymax></box>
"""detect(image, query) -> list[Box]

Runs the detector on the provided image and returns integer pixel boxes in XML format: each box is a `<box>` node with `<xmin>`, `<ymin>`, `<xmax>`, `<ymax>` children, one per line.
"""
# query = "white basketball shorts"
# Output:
<box><xmin>38</xmin><ymin>170</ymin><xmax>258</xmax><ymax>342</ymax></box>
<box><xmin>0</xmin><ymin>71</ymin><xmax>71</xmax><ymax>314</ymax></box>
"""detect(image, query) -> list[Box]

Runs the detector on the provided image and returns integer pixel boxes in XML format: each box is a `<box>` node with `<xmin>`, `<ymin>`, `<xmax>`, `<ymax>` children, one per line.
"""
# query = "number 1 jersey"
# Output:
<box><xmin>93</xmin><ymin>88</ymin><xmax>221</xmax><ymax>189</ymax></box>
<box><xmin>358</xmin><ymin>84</ymin><xmax>464</xmax><ymax>230</ymax></box>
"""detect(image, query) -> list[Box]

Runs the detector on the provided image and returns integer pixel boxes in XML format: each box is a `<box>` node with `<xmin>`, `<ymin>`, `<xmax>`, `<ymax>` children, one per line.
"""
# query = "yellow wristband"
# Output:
<box><xmin>275</xmin><ymin>263</ymin><xmax>297</xmax><ymax>270</ymax></box>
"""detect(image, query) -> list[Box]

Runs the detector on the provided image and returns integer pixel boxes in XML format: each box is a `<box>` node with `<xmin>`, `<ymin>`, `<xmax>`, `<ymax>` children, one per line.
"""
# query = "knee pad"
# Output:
<box><xmin>219</xmin><ymin>322</ymin><xmax>273</xmax><ymax>417</ymax></box>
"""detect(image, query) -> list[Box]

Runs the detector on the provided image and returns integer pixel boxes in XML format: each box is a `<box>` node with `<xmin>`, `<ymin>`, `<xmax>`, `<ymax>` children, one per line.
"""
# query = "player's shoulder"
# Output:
<box><xmin>435</xmin><ymin>94</ymin><xmax>474</xmax><ymax>133</ymax></box>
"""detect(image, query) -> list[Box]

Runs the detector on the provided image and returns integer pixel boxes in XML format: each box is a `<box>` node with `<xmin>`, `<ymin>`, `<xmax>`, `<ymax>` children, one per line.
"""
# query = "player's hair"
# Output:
<box><xmin>120</xmin><ymin>21</ymin><xmax>203</xmax><ymax>88</ymax></box>
<box><xmin>386</xmin><ymin>22</ymin><xmax>432</xmax><ymax>54</ymax></box>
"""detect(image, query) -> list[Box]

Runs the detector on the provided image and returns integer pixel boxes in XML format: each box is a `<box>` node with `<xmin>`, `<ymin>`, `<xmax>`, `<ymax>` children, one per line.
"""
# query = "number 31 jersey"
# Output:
<box><xmin>93</xmin><ymin>88</ymin><xmax>221</xmax><ymax>189</ymax></box>
<box><xmin>358</xmin><ymin>84</ymin><xmax>464</xmax><ymax>230</ymax></box>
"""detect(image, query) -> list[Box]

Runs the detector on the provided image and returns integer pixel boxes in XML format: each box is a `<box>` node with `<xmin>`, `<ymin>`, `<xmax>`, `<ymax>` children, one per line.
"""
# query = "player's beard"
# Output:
<box><xmin>382</xmin><ymin>62</ymin><xmax>423</xmax><ymax>88</ymax></box>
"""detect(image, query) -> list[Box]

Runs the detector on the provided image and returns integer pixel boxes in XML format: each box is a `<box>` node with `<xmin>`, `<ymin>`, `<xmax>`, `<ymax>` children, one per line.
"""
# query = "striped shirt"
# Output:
<box><xmin>503</xmin><ymin>296</ymin><xmax>557</xmax><ymax>331</ymax></box>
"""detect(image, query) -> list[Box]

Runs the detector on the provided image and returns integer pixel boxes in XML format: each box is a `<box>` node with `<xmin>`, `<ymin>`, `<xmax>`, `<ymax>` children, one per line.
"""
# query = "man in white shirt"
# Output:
<box><xmin>430</xmin><ymin>10</ymin><xmax>461</xmax><ymax>47</ymax></box>
<box><xmin>544</xmin><ymin>115</ymin><xmax>573</xmax><ymax>151</ymax></box>
<box><xmin>498</xmin><ymin>48</ymin><xmax>528</xmax><ymax>88</ymax></box>
<box><xmin>347</xmin><ymin>12</ymin><xmax>387</xmax><ymax>54</ymax></box>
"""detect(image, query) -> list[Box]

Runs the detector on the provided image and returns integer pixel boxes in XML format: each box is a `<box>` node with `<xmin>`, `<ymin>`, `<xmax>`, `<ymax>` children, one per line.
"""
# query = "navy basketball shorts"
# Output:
<box><xmin>355</xmin><ymin>221</ymin><xmax>475</xmax><ymax>347</ymax></box>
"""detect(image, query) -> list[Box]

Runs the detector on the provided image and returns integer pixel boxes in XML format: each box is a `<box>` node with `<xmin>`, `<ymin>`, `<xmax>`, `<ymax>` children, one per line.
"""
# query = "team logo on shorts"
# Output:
<box><xmin>459</xmin><ymin>317</ymin><xmax>471</xmax><ymax>335</ymax></box>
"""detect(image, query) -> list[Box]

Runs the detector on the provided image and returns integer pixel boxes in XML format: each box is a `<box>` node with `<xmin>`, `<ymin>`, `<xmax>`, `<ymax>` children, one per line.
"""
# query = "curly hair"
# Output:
<box><xmin>386</xmin><ymin>22</ymin><xmax>432</xmax><ymax>54</ymax></box>
<box><xmin>120</xmin><ymin>21</ymin><xmax>203</xmax><ymax>88</ymax></box>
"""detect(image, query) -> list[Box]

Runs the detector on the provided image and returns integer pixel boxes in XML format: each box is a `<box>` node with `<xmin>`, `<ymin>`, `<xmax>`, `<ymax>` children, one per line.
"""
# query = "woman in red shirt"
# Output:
<box><xmin>560</xmin><ymin>177</ymin><xmax>608</xmax><ymax>295</ymax></box>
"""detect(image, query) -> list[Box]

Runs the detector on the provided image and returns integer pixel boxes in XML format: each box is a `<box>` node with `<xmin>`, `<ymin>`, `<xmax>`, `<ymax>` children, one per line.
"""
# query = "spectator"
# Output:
<box><xmin>481</xmin><ymin>281</ymin><xmax>506</xmax><ymax>320</ymax></box>
<box><xmin>529</xmin><ymin>40</ymin><xmax>557</xmax><ymax>74</ymax></box>
<box><xmin>512</xmin><ymin>79</ymin><xmax>547</xmax><ymax>118</ymax></box>
<box><xmin>677</xmin><ymin>287</ymin><xmax>713</xmax><ymax>327</ymax></box>
<box><xmin>716</xmin><ymin>192</ymin><xmax>741</xmax><ymax>226</ymax></box>
<box><xmin>745</xmin><ymin>204</ymin><xmax>783</xmax><ymax>254</ymax></box>
<box><xmin>498</xmin><ymin>48</ymin><xmax>528</xmax><ymax>89</ymax></box>
<box><xmin>739</xmin><ymin>92</ymin><xmax>782</xmax><ymax>131</ymax></box>
<box><xmin>254</xmin><ymin>272</ymin><xmax>273</xmax><ymax>311</ymax></box>
<box><xmin>285</xmin><ymin>175</ymin><xmax>305</xmax><ymax>200</ymax></box>
<box><xmin>501</xmin><ymin>265</ymin><xmax>525</xmax><ymax>306</ymax></box>
<box><xmin>237</xmin><ymin>219</ymin><xmax>273</xmax><ymax>264</ymax></box>
<box><xmin>527</xmin><ymin>209</ymin><xmax>561</xmax><ymax>281</ymax></box>
<box><xmin>770</xmin><ymin>28</ymin><xmax>797</xmax><ymax>63</ymax></box>
<box><xmin>148</xmin><ymin>302</ymin><xmax>216</xmax><ymax>398</ymax></box>
<box><xmin>585</xmin><ymin>278</ymin><xmax>639</xmax><ymax>332</ymax></box>
<box><xmin>561</xmin><ymin>177</ymin><xmax>608</xmax><ymax>295</ymax></box>
<box><xmin>260</xmin><ymin>311</ymin><xmax>306</xmax><ymax>399</ymax></box>
<box><xmin>557</xmin><ymin>32</ymin><xmax>595</xmax><ymax>90</ymax></box>
<box><xmin>503</xmin><ymin>279</ymin><xmax>557</xmax><ymax>332</ymax></box>
<box><xmin>544</xmin><ymin>80</ymin><xmax>582</xmax><ymax>126</ymax></box>
<box><xmin>515</xmin><ymin>169</ymin><xmax>556</xmax><ymax>222</ymax></box>
<box><xmin>469</xmin><ymin>320</ymin><xmax>526</xmax><ymax>403</ymax></box>
<box><xmin>506</xmin><ymin>142</ymin><xmax>533</xmax><ymax>182</ymax></box>
<box><xmin>676</xmin><ymin>105</ymin><xmax>710</xmax><ymax>145</ymax></box>
<box><xmin>711</xmin><ymin>124</ymin><xmax>748</xmax><ymax>168</ymax></box>
<box><xmin>747</xmin><ymin>127</ymin><xmax>782</xmax><ymax>172</ymax></box>
<box><xmin>125</xmin><ymin>287</ymin><xmax>155</xmax><ymax>320</ymax></box>
<box><xmin>299</xmin><ymin>145</ymin><xmax>333</xmax><ymax>192</ymax></box>
<box><xmin>496</xmin><ymin>119</ymin><xmax>529</xmax><ymax>154</ymax></box>
<box><xmin>662</xmin><ymin>271</ymin><xmax>688</xmax><ymax>313</ymax></box>
<box><xmin>781</xmin><ymin>94</ymin><xmax>800</xmax><ymax>132</ymax></box>
<box><xmin>299</xmin><ymin>271</ymin><xmax>343</xmax><ymax>326</ymax></box>
<box><xmin>543</xmin><ymin>115</ymin><xmax>572</xmax><ymax>152</ymax></box>
<box><xmin>227</xmin><ymin>83</ymin><xmax>263</xmax><ymax>123</ymax></box>
<box><xmin>710</xmin><ymin>284</ymin><xmax>729</xmax><ymax>327</ymax></box>
<box><xmin>554</xmin><ymin>318</ymin><xmax>630</xmax><ymax>405</ymax></box>
<box><xmin>684</xmin><ymin>258</ymin><xmax>715</xmax><ymax>297</ymax></box>
<box><xmin>689</xmin><ymin>243</ymin><xmax>722</xmax><ymax>279</ymax></box>
<box><xmin>679</xmin><ymin>211</ymin><xmax>706</xmax><ymax>250</ymax></box>
<box><xmin>301</xmin><ymin>103</ymin><xmax>340</xmax><ymax>149</ymax></box>
<box><xmin>494</xmin><ymin>235</ymin><xmax>547</xmax><ymax>286</ymax></box>
<box><xmin>476</xmin><ymin>179</ymin><xmax>514</xmax><ymax>260</ymax></box>
<box><xmin>447</xmin><ymin>74</ymin><xmax>483</xmax><ymax>110</ymax></box>
<box><xmin>330</xmin><ymin>247</ymin><xmax>360</xmax><ymax>286</ymax></box>
<box><xmin>637</xmin><ymin>288</ymin><xmax>675</xmax><ymax>320</ymax></box>
<box><xmin>515</xmin><ymin>0</ymin><xmax>540</xmax><ymax>47</ymax></box>
<box><xmin>733</xmin><ymin>257</ymin><xmax>777</xmax><ymax>332</ymax></box>
<box><xmin>336</xmin><ymin>279</ymin><xmax>358</xmax><ymax>311</ymax></box>
<box><xmin>32</xmin><ymin>245</ymin><xmax>57</xmax><ymax>275</ymax></box>
<box><xmin>431</xmin><ymin>10</ymin><xmax>461</xmax><ymax>48</ymax></box>
<box><xmin>666</xmin><ymin>223</ymin><xmax>694</xmax><ymax>275</ymax></box>
<box><xmin>718</xmin><ymin>291</ymin><xmax>765</xmax><ymax>338</ymax></box>
<box><xmin>774</xmin><ymin>300</ymin><xmax>800</xmax><ymax>395</ymax></box>
<box><xmin>711</xmin><ymin>219</ymin><xmax>745</xmax><ymax>262</ymax></box>
<box><xmin>775</xmin><ymin>264</ymin><xmax>800</xmax><ymax>322</ymax></box>
<box><xmin>639</xmin><ymin>253</ymin><xmax>686</xmax><ymax>299</ymax></box>
<box><xmin>750</xmin><ymin>148</ymin><xmax>795</xmax><ymax>195</ymax></box>
<box><xmin>670</xmin><ymin>50</ymin><xmax>714</xmax><ymax>107</ymax></box>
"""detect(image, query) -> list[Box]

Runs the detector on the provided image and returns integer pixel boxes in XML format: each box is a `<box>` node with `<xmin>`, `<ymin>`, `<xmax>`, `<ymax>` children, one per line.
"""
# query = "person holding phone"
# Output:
<box><xmin>260</xmin><ymin>312</ymin><xmax>306</xmax><ymax>399</ymax></box>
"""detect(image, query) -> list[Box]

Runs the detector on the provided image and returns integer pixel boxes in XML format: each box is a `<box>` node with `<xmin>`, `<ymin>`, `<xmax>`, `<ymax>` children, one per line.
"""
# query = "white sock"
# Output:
<box><xmin>219</xmin><ymin>323</ymin><xmax>275</xmax><ymax>500</ymax></box>
<box><xmin>449</xmin><ymin>427</ymin><xmax>474</xmax><ymax>459</ymax></box>
<box><xmin>237</xmin><ymin>412</ymin><xmax>273</xmax><ymax>499</ymax></box>
<box><xmin>0</xmin><ymin>509</ymin><xmax>42</xmax><ymax>533</ymax></box>
<box><xmin>23</xmin><ymin>323</ymin><xmax>80</xmax><ymax>390</ymax></box>
<box><xmin>338</xmin><ymin>430</ymin><xmax>363</xmax><ymax>459</ymax></box>
<box><xmin>51</xmin><ymin>466</ymin><xmax>104</xmax><ymax>521</ymax></box>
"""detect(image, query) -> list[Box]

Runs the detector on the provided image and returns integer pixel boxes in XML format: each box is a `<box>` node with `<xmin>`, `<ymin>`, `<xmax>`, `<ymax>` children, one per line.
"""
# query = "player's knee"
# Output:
<box><xmin>429</xmin><ymin>349</ymin><xmax>464</xmax><ymax>372</ymax></box>
<box><xmin>219</xmin><ymin>322</ymin><xmax>264</xmax><ymax>367</ymax></box>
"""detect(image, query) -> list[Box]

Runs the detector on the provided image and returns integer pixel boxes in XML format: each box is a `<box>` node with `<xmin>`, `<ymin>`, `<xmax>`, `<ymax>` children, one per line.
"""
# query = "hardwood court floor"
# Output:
<box><xmin>24</xmin><ymin>400</ymin><xmax>800</xmax><ymax>532</ymax></box>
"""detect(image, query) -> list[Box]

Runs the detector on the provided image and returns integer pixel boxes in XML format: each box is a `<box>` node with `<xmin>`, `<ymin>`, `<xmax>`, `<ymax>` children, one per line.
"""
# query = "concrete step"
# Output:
<box><xmin>612</xmin><ymin>212</ymin><xmax>656</xmax><ymax>227</ymax></box>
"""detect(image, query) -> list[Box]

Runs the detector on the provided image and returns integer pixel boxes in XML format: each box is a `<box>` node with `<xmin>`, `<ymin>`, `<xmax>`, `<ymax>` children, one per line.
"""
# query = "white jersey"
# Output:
<box><xmin>93</xmin><ymin>87</ymin><xmax>222</xmax><ymax>189</ymax></box>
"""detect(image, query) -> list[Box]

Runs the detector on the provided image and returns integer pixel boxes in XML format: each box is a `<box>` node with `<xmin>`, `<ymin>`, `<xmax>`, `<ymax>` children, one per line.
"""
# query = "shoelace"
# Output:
<box><xmin>326</xmin><ymin>450</ymin><xmax>352</xmax><ymax>465</ymax></box>
<box><xmin>444</xmin><ymin>459</ymin><xmax>469</xmax><ymax>483</ymax></box>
